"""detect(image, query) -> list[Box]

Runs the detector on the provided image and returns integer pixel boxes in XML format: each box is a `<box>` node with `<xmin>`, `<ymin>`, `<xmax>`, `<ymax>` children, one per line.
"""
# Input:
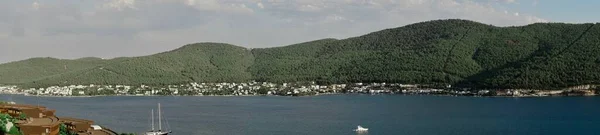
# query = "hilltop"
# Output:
<box><xmin>0</xmin><ymin>57</ymin><xmax>111</xmax><ymax>84</ymax></box>
<box><xmin>1</xmin><ymin>19</ymin><xmax>599</xmax><ymax>89</ymax></box>
<box><xmin>22</xmin><ymin>43</ymin><xmax>254</xmax><ymax>87</ymax></box>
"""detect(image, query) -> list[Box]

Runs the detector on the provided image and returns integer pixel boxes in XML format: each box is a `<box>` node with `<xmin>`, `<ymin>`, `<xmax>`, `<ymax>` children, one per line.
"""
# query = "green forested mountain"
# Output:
<box><xmin>0</xmin><ymin>57</ymin><xmax>110</xmax><ymax>84</ymax></box>
<box><xmin>22</xmin><ymin>43</ymin><xmax>254</xmax><ymax>88</ymax></box>
<box><xmin>461</xmin><ymin>23</ymin><xmax>600</xmax><ymax>89</ymax></box>
<box><xmin>1</xmin><ymin>19</ymin><xmax>599</xmax><ymax>89</ymax></box>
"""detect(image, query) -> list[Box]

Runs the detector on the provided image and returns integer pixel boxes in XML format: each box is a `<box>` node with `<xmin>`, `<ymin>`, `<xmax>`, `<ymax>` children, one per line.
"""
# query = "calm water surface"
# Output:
<box><xmin>0</xmin><ymin>94</ymin><xmax>598</xmax><ymax>135</ymax></box>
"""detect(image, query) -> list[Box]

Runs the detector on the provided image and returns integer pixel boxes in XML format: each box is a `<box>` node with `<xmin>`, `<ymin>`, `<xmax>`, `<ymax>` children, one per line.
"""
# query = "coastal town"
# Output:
<box><xmin>0</xmin><ymin>82</ymin><xmax>598</xmax><ymax>97</ymax></box>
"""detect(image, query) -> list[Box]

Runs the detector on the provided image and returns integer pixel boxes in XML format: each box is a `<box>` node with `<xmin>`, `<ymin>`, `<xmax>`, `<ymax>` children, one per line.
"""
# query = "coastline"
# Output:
<box><xmin>4</xmin><ymin>83</ymin><xmax>597</xmax><ymax>99</ymax></box>
<box><xmin>4</xmin><ymin>92</ymin><xmax>596</xmax><ymax>98</ymax></box>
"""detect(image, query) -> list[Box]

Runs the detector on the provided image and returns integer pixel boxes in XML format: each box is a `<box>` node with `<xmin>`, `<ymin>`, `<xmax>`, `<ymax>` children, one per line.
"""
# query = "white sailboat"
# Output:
<box><xmin>146</xmin><ymin>103</ymin><xmax>172</xmax><ymax>135</ymax></box>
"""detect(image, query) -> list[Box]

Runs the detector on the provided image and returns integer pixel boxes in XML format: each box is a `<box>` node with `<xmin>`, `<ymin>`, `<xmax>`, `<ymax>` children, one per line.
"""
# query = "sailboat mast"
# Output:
<box><xmin>158</xmin><ymin>103</ymin><xmax>162</xmax><ymax>131</ymax></box>
<box><xmin>151</xmin><ymin>109</ymin><xmax>155</xmax><ymax>131</ymax></box>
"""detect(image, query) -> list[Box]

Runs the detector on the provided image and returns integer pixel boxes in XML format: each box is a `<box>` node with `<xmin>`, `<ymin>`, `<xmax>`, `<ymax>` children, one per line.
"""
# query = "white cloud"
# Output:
<box><xmin>526</xmin><ymin>16</ymin><xmax>547</xmax><ymax>23</ymax></box>
<box><xmin>32</xmin><ymin>2</ymin><xmax>40</xmax><ymax>10</ymax></box>
<box><xmin>495</xmin><ymin>0</ymin><xmax>517</xmax><ymax>4</ymax></box>
<box><xmin>183</xmin><ymin>0</ymin><xmax>254</xmax><ymax>13</ymax></box>
<box><xmin>261</xmin><ymin>0</ymin><xmax>545</xmax><ymax>26</ymax></box>
<box><xmin>257</xmin><ymin>2</ymin><xmax>264</xmax><ymax>9</ymax></box>
<box><xmin>105</xmin><ymin>0</ymin><xmax>137</xmax><ymax>10</ymax></box>
<box><xmin>298</xmin><ymin>4</ymin><xmax>321</xmax><ymax>12</ymax></box>
<box><xmin>504</xmin><ymin>0</ymin><xmax>517</xmax><ymax>3</ymax></box>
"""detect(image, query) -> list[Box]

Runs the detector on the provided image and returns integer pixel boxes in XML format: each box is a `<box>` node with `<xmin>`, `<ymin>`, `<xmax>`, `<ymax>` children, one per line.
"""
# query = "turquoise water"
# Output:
<box><xmin>1</xmin><ymin>94</ymin><xmax>599</xmax><ymax>135</ymax></box>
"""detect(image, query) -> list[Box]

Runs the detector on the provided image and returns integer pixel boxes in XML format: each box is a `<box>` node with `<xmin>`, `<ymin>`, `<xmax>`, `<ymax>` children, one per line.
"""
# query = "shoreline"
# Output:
<box><xmin>5</xmin><ymin>83</ymin><xmax>597</xmax><ymax>99</ymax></box>
<box><xmin>1</xmin><ymin>93</ymin><xmax>596</xmax><ymax>98</ymax></box>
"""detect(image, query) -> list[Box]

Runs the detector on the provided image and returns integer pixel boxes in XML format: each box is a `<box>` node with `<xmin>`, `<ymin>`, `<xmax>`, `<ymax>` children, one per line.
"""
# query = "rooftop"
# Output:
<box><xmin>21</xmin><ymin>117</ymin><xmax>60</xmax><ymax>127</ymax></box>
<box><xmin>1</xmin><ymin>103</ymin><xmax>122</xmax><ymax>135</ymax></box>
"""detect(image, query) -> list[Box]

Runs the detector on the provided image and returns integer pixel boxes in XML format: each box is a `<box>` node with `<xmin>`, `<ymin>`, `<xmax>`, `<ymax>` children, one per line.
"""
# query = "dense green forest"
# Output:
<box><xmin>1</xmin><ymin>19</ymin><xmax>598</xmax><ymax>89</ymax></box>
<box><xmin>21</xmin><ymin>43</ymin><xmax>254</xmax><ymax>88</ymax></box>
<box><xmin>0</xmin><ymin>57</ymin><xmax>111</xmax><ymax>84</ymax></box>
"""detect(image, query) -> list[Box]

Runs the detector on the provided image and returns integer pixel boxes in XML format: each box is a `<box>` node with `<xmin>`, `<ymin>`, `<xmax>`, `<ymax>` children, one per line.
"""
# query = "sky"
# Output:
<box><xmin>0</xmin><ymin>0</ymin><xmax>598</xmax><ymax>63</ymax></box>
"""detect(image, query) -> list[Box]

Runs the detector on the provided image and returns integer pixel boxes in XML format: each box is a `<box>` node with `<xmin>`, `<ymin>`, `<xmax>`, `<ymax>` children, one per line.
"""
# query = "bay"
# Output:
<box><xmin>0</xmin><ymin>94</ymin><xmax>598</xmax><ymax>135</ymax></box>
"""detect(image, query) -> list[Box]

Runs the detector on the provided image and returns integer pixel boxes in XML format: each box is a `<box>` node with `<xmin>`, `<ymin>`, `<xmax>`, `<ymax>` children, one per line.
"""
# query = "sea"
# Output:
<box><xmin>0</xmin><ymin>94</ymin><xmax>598</xmax><ymax>135</ymax></box>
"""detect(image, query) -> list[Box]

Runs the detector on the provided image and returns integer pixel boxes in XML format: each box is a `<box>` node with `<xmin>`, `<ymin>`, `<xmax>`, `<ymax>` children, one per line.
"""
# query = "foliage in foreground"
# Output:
<box><xmin>0</xmin><ymin>113</ymin><xmax>23</xmax><ymax>135</ymax></box>
<box><xmin>59</xmin><ymin>123</ymin><xmax>77</xmax><ymax>135</ymax></box>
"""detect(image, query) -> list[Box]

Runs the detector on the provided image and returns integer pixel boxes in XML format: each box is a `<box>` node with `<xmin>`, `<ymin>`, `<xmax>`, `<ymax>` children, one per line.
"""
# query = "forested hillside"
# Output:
<box><xmin>251</xmin><ymin>20</ymin><xmax>489</xmax><ymax>84</ymax></box>
<box><xmin>22</xmin><ymin>43</ymin><xmax>254</xmax><ymax>88</ymax></box>
<box><xmin>0</xmin><ymin>57</ymin><xmax>110</xmax><ymax>84</ymax></box>
<box><xmin>1</xmin><ymin>19</ymin><xmax>598</xmax><ymax>89</ymax></box>
<box><xmin>461</xmin><ymin>23</ymin><xmax>600</xmax><ymax>89</ymax></box>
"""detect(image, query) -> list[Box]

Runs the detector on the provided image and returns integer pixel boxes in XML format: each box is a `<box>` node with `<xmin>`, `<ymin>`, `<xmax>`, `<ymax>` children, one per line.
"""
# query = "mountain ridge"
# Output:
<box><xmin>1</xmin><ymin>19</ymin><xmax>599</xmax><ymax>89</ymax></box>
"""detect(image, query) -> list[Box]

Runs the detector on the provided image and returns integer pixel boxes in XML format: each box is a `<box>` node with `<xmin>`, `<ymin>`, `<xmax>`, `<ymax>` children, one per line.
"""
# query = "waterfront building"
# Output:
<box><xmin>0</xmin><ymin>104</ymin><xmax>118</xmax><ymax>135</ymax></box>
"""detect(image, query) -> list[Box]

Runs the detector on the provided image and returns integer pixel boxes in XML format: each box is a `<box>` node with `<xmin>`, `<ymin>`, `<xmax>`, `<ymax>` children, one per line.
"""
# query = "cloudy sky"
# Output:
<box><xmin>0</xmin><ymin>0</ymin><xmax>597</xmax><ymax>63</ymax></box>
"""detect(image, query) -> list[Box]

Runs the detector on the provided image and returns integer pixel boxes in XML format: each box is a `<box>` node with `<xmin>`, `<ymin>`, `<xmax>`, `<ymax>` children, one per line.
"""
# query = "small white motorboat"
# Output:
<box><xmin>353</xmin><ymin>125</ymin><xmax>369</xmax><ymax>132</ymax></box>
